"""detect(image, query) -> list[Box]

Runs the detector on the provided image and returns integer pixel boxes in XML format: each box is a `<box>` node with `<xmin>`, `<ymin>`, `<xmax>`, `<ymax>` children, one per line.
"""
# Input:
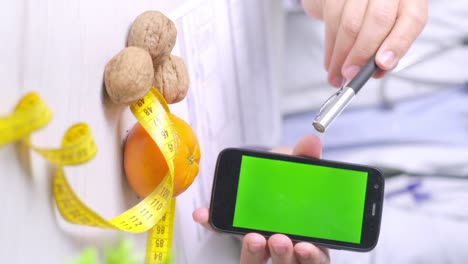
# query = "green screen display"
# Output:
<box><xmin>233</xmin><ymin>155</ymin><xmax>368</xmax><ymax>244</ymax></box>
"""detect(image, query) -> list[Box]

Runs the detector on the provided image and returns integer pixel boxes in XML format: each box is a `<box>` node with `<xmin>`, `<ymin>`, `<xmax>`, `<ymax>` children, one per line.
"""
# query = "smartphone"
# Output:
<box><xmin>209</xmin><ymin>148</ymin><xmax>384</xmax><ymax>252</ymax></box>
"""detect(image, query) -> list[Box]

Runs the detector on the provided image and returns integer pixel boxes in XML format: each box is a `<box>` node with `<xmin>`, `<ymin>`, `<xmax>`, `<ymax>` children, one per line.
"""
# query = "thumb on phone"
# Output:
<box><xmin>292</xmin><ymin>134</ymin><xmax>322</xmax><ymax>159</ymax></box>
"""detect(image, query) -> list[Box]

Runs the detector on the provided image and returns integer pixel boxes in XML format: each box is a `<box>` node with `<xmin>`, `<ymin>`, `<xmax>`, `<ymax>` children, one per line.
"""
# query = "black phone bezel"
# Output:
<box><xmin>209</xmin><ymin>148</ymin><xmax>385</xmax><ymax>252</ymax></box>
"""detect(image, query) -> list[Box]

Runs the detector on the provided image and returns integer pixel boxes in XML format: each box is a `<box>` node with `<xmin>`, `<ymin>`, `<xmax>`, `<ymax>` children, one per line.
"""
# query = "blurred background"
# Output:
<box><xmin>280</xmin><ymin>1</ymin><xmax>468</xmax><ymax>264</ymax></box>
<box><xmin>1</xmin><ymin>0</ymin><xmax>468</xmax><ymax>263</ymax></box>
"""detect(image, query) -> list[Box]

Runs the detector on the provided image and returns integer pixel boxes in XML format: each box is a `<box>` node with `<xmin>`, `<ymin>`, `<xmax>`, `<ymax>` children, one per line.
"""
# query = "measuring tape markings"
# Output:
<box><xmin>146</xmin><ymin>198</ymin><xmax>176</xmax><ymax>263</ymax></box>
<box><xmin>0</xmin><ymin>88</ymin><xmax>178</xmax><ymax>263</ymax></box>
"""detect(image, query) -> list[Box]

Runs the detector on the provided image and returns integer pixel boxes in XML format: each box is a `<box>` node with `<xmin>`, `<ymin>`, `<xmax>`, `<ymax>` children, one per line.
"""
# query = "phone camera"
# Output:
<box><xmin>374</xmin><ymin>184</ymin><xmax>379</xmax><ymax>189</ymax></box>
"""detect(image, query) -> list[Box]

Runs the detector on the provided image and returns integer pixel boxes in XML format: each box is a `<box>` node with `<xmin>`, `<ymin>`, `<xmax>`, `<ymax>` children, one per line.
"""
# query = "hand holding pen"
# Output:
<box><xmin>302</xmin><ymin>0</ymin><xmax>428</xmax><ymax>87</ymax></box>
<box><xmin>301</xmin><ymin>0</ymin><xmax>429</xmax><ymax>133</ymax></box>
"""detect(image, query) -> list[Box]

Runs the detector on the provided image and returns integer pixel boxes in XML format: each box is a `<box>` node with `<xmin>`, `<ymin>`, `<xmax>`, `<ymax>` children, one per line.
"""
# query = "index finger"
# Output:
<box><xmin>376</xmin><ymin>0</ymin><xmax>428</xmax><ymax>70</ymax></box>
<box><xmin>342</xmin><ymin>0</ymin><xmax>399</xmax><ymax>79</ymax></box>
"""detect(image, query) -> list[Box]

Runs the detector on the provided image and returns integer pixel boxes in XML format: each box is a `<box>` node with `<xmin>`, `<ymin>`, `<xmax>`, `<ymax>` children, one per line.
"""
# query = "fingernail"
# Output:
<box><xmin>248</xmin><ymin>243</ymin><xmax>264</xmax><ymax>254</ymax></box>
<box><xmin>330</xmin><ymin>76</ymin><xmax>343</xmax><ymax>88</ymax></box>
<box><xmin>379</xmin><ymin>51</ymin><xmax>395</xmax><ymax>69</ymax></box>
<box><xmin>273</xmin><ymin>245</ymin><xmax>288</xmax><ymax>255</ymax></box>
<box><xmin>343</xmin><ymin>65</ymin><xmax>361</xmax><ymax>80</ymax></box>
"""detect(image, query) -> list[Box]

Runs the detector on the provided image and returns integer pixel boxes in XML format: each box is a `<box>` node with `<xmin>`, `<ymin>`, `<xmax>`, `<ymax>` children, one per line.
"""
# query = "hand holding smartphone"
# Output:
<box><xmin>209</xmin><ymin>148</ymin><xmax>384</xmax><ymax>252</ymax></box>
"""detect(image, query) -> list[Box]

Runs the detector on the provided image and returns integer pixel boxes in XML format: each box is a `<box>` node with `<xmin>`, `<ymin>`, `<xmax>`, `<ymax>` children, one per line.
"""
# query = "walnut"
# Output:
<box><xmin>104</xmin><ymin>47</ymin><xmax>154</xmax><ymax>105</ymax></box>
<box><xmin>153</xmin><ymin>55</ymin><xmax>189</xmax><ymax>104</ymax></box>
<box><xmin>127</xmin><ymin>11</ymin><xmax>177</xmax><ymax>65</ymax></box>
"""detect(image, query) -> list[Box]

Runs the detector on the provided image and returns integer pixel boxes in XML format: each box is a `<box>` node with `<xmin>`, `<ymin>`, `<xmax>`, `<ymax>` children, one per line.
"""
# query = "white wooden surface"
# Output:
<box><xmin>0</xmin><ymin>0</ymin><xmax>282</xmax><ymax>263</ymax></box>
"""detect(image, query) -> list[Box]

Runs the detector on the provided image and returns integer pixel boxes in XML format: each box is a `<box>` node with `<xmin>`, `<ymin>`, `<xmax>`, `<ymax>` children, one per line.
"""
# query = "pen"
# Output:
<box><xmin>313</xmin><ymin>55</ymin><xmax>379</xmax><ymax>133</ymax></box>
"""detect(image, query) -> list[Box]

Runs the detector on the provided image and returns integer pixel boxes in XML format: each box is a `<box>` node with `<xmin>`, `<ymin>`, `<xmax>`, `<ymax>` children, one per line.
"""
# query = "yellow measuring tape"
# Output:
<box><xmin>0</xmin><ymin>88</ymin><xmax>177</xmax><ymax>263</ymax></box>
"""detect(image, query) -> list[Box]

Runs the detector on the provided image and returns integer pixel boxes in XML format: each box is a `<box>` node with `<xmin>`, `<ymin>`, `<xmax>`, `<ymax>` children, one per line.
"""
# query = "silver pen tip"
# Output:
<box><xmin>312</xmin><ymin>121</ymin><xmax>325</xmax><ymax>133</ymax></box>
<box><xmin>312</xmin><ymin>86</ymin><xmax>356</xmax><ymax>133</ymax></box>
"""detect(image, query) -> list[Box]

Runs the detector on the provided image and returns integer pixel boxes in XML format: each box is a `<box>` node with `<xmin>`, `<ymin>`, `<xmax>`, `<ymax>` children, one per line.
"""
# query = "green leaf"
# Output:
<box><xmin>104</xmin><ymin>237</ymin><xmax>141</xmax><ymax>264</ymax></box>
<box><xmin>67</xmin><ymin>247</ymin><xmax>99</xmax><ymax>264</ymax></box>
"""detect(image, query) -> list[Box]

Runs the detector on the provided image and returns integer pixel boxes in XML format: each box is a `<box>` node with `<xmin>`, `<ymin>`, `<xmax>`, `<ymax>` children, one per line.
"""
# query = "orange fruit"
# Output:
<box><xmin>124</xmin><ymin>113</ymin><xmax>201</xmax><ymax>197</ymax></box>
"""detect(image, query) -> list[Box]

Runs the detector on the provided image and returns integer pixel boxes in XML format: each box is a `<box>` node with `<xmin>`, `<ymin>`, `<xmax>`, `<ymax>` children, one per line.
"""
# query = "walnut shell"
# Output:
<box><xmin>104</xmin><ymin>47</ymin><xmax>154</xmax><ymax>105</ymax></box>
<box><xmin>127</xmin><ymin>11</ymin><xmax>177</xmax><ymax>65</ymax></box>
<box><xmin>153</xmin><ymin>55</ymin><xmax>189</xmax><ymax>104</ymax></box>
